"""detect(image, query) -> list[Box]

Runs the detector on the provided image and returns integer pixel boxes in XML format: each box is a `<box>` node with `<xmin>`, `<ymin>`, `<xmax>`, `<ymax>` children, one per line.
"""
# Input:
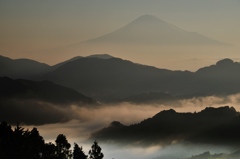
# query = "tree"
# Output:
<box><xmin>24</xmin><ymin>127</ymin><xmax>45</xmax><ymax>159</ymax></box>
<box><xmin>88</xmin><ymin>141</ymin><xmax>104</xmax><ymax>159</ymax></box>
<box><xmin>1</xmin><ymin>122</ymin><xmax>106</xmax><ymax>159</ymax></box>
<box><xmin>55</xmin><ymin>134</ymin><xmax>71</xmax><ymax>159</ymax></box>
<box><xmin>0</xmin><ymin>121</ymin><xmax>14</xmax><ymax>159</ymax></box>
<box><xmin>42</xmin><ymin>142</ymin><xmax>57</xmax><ymax>159</ymax></box>
<box><xmin>13</xmin><ymin>123</ymin><xmax>27</xmax><ymax>159</ymax></box>
<box><xmin>73</xmin><ymin>143</ymin><xmax>87</xmax><ymax>159</ymax></box>
<box><xmin>0</xmin><ymin>122</ymin><xmax>45</xmax><ymax>159</ymax></box>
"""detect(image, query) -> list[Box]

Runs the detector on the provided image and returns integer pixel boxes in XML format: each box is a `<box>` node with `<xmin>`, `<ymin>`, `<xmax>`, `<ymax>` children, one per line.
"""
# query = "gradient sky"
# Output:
<box><xmin>1</xmin><ymin>0</ymin><xmax>240</xmax><ymax>64</ymax></box>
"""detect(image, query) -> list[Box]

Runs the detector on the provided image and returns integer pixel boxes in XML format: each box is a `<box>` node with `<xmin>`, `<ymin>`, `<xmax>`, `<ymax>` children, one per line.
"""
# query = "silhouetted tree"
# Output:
<box><xmin>24</xmin><ymin>127</ymin><xmax>45</xmax><ymax>159</ymax></box>
<box><xmin>1</xmin><ymin>122</ymin><xmax>107</xmax><ymax>159</ymax></box>
<box><xmin>73</xmin><ymin>143</ymin><xmax>87</xmax><ymax>159</ymax></box>
<box><xmin>88</xmin><ymin>141</ymin><xmax>104</xmax><ymax>159</ymax></box>
<box><xmin>42</xmin><ymin>142</ymin><xmax>57</xmax><ymax>159</ymax></box>
<box><xmin>55</xmin><ymin>134</ymin><xmax>72</xmax><ymax>159</ymax></box>
<box><xmin>0</xmin><ymin>121</ymin><xmax>14</xmax><ymax>159</ymax></box>
<box><xmin>0</xmin><ymin>122</ymin><xmax>45</xmax><ymax>159</ymax></box>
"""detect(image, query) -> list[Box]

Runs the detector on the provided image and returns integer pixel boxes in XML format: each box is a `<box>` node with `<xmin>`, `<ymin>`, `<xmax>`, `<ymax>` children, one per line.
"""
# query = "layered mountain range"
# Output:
<box><xmin>1</xmin><ymin>54</ymin><xmax>240</xmax><ymax>103</ymax></box>
<box><xmin>2</xmin><ymin>54</ymin><xmax>240</xmax><ymax>148</ymax></box>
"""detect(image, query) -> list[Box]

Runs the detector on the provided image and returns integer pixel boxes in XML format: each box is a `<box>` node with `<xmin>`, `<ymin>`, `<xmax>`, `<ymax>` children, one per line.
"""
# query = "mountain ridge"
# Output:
<box><xmin>91</xmin><ymin>106</ymin><xmax>240</xmax><ymax>146</ymax></box>
<box><xmin>0</xmin><ymin>55</ymin><xmax>50</xmax><ymax>79</ymax></box>
<box><xmin>0</xmin><ymin>76</ymin><xmax>97</xmax><ymax>125</ymax></box>
<box><xmin>0</xmin><ymin>76</ymin><xmax>96</xmax><ymax>105</ymax></box>
<box><xmin>43</xmin><ymin>56</ymin><xmax>240</xmax><ymax>102</ymax></box>
<box><xmin>2</xmin><ymin>54</ymin><xmax>240</xmax><ymax>103</ymax></box>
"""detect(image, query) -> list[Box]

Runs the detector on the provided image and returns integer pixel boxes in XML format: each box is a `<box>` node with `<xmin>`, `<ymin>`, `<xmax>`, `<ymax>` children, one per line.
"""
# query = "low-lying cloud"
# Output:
<box><xmin>8</xmin><ymin>93</ymin><xmax>240</xmax><ymax>159</ymax></box>
<box><xmin>2</xmin><ymin>93</ymin><xmax>240</xmax><ymax>125</ymax></box>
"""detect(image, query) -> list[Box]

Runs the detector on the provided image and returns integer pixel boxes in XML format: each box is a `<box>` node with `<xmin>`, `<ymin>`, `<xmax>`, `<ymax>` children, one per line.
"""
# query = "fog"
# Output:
<box><xmin>16</xmin><ymin>93</ymin><xmax>240</xmax><ymax>158</ymax></box>
<box><xmin>34</xmin><ymin>120</ymin><xmax>237</xmax><ymax>159</ymax></box>
<box><xmin>32</xmin><ymin>120</ymin><xmax>235</xmax><ymax>159</ymax></box>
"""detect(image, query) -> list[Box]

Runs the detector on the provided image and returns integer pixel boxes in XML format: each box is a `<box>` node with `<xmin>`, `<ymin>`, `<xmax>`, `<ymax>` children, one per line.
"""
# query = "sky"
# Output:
<box><xmin>1</xmin><ymin>2</ymin><xmax>240</xmax><ymax>158</ymax></box>
<box><xmin>1</xmin><ymin>0</ymin><xmax>240</xmax><ymax>68</ymax></box>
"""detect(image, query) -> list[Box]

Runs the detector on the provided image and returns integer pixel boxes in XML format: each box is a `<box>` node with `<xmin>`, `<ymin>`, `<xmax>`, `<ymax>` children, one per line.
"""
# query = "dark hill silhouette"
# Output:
<box><xmin>43</xmin><ymin>56</ymin><xmax>193</xmax><ymax>101</ymax></box>
<box><xmin>91</xmin><ymin>106</ymin><xmax>240</xmax><ymax>146</ymax></box>
<box><xmin>0</xmin><ymin>76</ymin><xmax>95</xmax><ymax>105</ymax></box>
<box><xmin>86</xmin><ymin>54</ymin><xmax>114</xmax><ymax>59</ymax></box>
<box><xmin>0</xmin><ymin>55</ymin><xmax>50</xmax><ymax>79</ymax></box>
<box><xmin>2</xmin><ymin>54</ymin><xmax>240</xmax><ymax>102</ymax></box>
<box><xmin>0</xmin><ymin>77</ymin><xmax>96</xmax><ymax>125</ymax></box>
<box><xmin>0</xmin><ymin>54</ymin><xmax>114</xmax><ymax>79</ymax></box>
<box><xmin>196</xmin><ymin>59</ymin><xmax>239</xmax><ymax>77</ymax></box>
<box><xmin>86</xmin><ymin>15</ymin><xmax>228</xmax><ymax>45</ymax></box>
<box><xmin>50</xmin><ymin>54</ymin><xmax>113</xmax><ymax>71</ymax></box>
<box><xmin>50</xmin><ymin>56</ymin><xmax>83</xmax><ymax>71</ymax></box>
<box><xmin>43</xmin><ymin>56</ymin><xmax>240</xmax><ymax>102</ymax></box>
<box><xmin>195</xmin><ymin>58</ymin><xmax>240</xmax><ymax>95</ymax></box>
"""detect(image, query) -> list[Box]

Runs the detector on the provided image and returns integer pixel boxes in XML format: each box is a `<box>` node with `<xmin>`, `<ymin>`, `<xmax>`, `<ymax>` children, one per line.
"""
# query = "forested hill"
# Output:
<box><xmin>92</xmin><ymin>106</ymin><xmax>240</xmax><ymax>146</ymax></box>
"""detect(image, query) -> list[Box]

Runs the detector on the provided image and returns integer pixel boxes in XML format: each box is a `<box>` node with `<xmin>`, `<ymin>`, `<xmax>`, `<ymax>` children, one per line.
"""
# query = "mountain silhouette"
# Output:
<box><xmin>0</xmin><ymin>76</ymin><xmax>97</xmax><ymax>125</ymax></box>
<box><xmin>0</xmin><ymin>76</ymin><xmax>95</xmax><ymax>105</ymax></box>
<box><xmin>43</xmin><ymin>56</ymin><xmax>193</xmax><ymax>101</ymax></box>
<box><xmin>50</xmin><ymin>56</ymin><xmax>83</xmax><ymax>71</ymax></box>
<box><xmin>43</xmin><ymin>56</ymin><xmax>240</xmax><ymax>102</ymax></box>
<box><xmin>0</xmin><ymin>55</ymin><xmax>50</xmax><ymax>79</ymax></box>
<box><xmin>86</xmin><ymin>15</ymin><xmax>227</xmax><ymax>45</ymax></box>
<box><xmin>91</xmin><ymin>106</ymin><xmax>240</xmax><ymax>146</ymax></box>
<box><xmin>86</xmin><ymin>54</ymin><xmax>114</xmax><ymax>59</ymax></box>
<box><xmin>194</xmin><ymin>58</ymin><xmax>240</xmax><ymax>95</ymax></box>
<box><xmin>32</xmin><ymin>15</ymin><xmax>236</xmax><ymax>71</ymax></box>
<box><xmin>2</xmin><ymin>54</ymin><xmax>240</xmax><ymax>103</ymax></box>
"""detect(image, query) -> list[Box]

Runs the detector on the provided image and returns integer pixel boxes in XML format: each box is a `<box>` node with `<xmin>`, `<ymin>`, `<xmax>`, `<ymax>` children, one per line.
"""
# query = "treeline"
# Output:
<box><xmin>0</xmin><ymin>121</ymin><xmax>104</xmax><ymax>159</ymax></box>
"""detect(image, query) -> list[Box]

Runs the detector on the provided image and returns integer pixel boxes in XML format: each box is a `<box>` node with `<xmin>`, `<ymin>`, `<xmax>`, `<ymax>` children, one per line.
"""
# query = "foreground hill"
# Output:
<box><xmin>0</xmin><ymin>76</ymin><xmax>96</xmax><ymax>125</ymax></box>
<box><xmin>91</xmin><ymin>106</ymin><xmax>240</xmax><ymax>146</ymax></box>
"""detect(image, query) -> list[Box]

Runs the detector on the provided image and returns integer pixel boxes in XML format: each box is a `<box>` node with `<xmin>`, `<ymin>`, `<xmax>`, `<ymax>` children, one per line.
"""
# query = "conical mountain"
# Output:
<box><xmin>86</xmin><ymin>14</ymin><xmax>227</xmax><ymax>45</ymax></box>
<box><xmin>39</xmin><ymin>15</ymin><xmax>235</xmax><ymax>71</ymax></box>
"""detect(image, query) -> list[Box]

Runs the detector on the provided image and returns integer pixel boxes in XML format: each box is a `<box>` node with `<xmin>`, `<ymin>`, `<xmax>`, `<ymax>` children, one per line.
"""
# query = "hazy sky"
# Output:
<box><xmin>1</xmin><ymin>0</ymin><xmax>240</xmax><ymax>65</ymax></box>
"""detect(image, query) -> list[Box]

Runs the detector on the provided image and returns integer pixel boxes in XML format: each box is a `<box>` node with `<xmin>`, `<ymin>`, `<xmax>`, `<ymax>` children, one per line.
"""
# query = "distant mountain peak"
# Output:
<box><xmin>86</xmin><ymin>15</ymin><xmax>228</xmax><ymax>45</ymax></box>
<box><xmin>200</xmin><ymin>106</ymin><xmax>237</xmax><ymax>116</ymax></box>
<box><xmin>126</xmin><ymin>14</ymin><xmax>184</xmax><ymax>32</ymax></box>
<box><xmin>153</xmin><ymin>109</ymin><xmax>177</xmax><ymax>118</ymax></box>
<box><xmin>110</xmin><ymin>121</ymin><xmax>125</xmax><ymax>127</ymax></box>
<box><xmin>86</xmin><ymin>54</ymin><xmax>114</xmax><ymax>59</ymax></box>
<box><xmin>216</xmin><ymin>58</ymin><xmax>234</xmax><ymax>66</ymax></box>
<box><xmin>133</xmin><ymin>14</ymin><xmax>162</xmax><ymax>22</ymax></box>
